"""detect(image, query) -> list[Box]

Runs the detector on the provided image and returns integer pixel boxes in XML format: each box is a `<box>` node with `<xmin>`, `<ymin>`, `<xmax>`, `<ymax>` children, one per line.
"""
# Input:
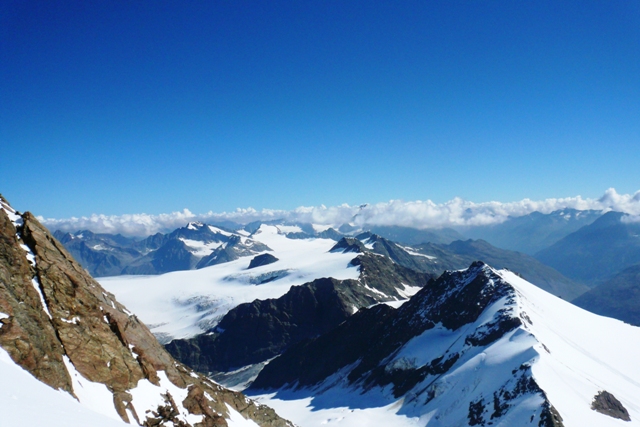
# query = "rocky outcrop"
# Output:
<box><xmin>591</xmin><ymin>390</ymin><xmax>630</xmax><ymax>421</ymax></box>
<box><xmin>0</xmin><ymin>195</ymin><xmax>292</xmax><ymax>427</ymax></box>
<box><xmin>247</xmin><ymin>253</ymin><xmax>279</xmax><ymax>269</ymax></box>
<box><xmin>196</xmin><ymin>235</ymin><xmax>271</xmax><ymax>269</ymax></box>
<box><xmin>166</xmin><ymin>253</ymin><xmax>432</xmax><ymax>375</ymax></box>
<box><xmin>249</xmin><ymin>262</ymin><xmax>563</xmax><ymax>426</ymax></box>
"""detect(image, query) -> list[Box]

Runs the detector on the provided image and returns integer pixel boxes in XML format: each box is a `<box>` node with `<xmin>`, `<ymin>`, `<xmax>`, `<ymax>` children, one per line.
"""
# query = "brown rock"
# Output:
<box><xmin>0</xmin><ymin>196</ymin><xmax>294</xmax><ymax>427</ymax></box>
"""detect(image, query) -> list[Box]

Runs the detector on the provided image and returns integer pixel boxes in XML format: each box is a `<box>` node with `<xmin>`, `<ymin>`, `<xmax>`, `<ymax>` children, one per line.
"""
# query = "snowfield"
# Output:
<box><xmin>1</xmin><ymin>347</ymin><xmax>128</xmax><ymax>427</ymax></box>
<box><xmin>99</xmin><ymin>225</ymin><xmax>360</xmax><ymax>342</ymax></box>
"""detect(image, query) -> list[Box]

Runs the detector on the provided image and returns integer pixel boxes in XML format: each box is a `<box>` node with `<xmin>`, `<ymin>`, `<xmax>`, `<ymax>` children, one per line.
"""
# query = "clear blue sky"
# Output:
<box><xmin>2</xmin><ymin>1</ymin><xmax>639</xmax><ymax>218</ymax></box>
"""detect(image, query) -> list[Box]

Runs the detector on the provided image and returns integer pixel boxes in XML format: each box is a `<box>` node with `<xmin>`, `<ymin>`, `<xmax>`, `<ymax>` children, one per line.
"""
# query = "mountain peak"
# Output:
<box><xmin>0</xmin><ymin>197</ymin><xmax>293</xmax><ymax>427</ymax></box>
<box><xmin>250</xmin><ymin>262</ymin><xmax>640</xmax><ymax>426</ymax></box>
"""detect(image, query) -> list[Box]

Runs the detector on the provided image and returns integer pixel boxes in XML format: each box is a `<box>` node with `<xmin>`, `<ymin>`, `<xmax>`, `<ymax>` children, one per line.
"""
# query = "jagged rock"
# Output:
<box><xmin>197</xmin><ymin>235</ymin><xmax>271</xmax><ymax>269</ymax></box>
<box><xmin>0</xmin><ymin>196</ymin><xmax>293</xmax><ymax>427</ymax></box>
<box><xmin>329</xmin><ymin>237</ymin><xmax>366</xmax><ymax>253</ymax></box>
<box><xmin>248</xmin><ymin>253</ymin><xmax>279</xmax><ymax>269</ymax></box>
<box><xmin>166</xmin><ymin>253</ymin><xmax>431</xmax><ymax>374</ymax></box>
<box><xmin>591</xmin><ymin>390</ymin><xmax>631</xmax><ymax>421</ymax></box>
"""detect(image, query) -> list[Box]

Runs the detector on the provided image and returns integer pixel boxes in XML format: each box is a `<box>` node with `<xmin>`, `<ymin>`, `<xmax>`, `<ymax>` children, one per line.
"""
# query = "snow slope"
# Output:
<box><xmin>0</xmin><ymin>347</ymin><xmax>127</xmax><ymax>427</ymax></box>
<box><xmin>250</xmin><ymin>264</ymin><xmax>640</xmax><ymax>427</ymax></box>
<box><xmin>100</xmin><ymin>225</ymin><xmax>360</xmax><ymax>342</ymax></box>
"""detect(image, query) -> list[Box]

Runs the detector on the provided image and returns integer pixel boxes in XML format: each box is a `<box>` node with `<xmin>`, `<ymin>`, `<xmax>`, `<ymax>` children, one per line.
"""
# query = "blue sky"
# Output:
<box><xmin>2</xmin><ymin>1</ymin><xmax>639</xmax><ymax>219</ymax></box>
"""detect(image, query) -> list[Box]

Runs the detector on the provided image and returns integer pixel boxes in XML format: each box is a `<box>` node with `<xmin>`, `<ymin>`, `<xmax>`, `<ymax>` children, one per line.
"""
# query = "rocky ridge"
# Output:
<box><xmin>0</xmin><ymin>195</ymin><xmax>292</xmax><ymax>427</ymax></box>
<box><xmin>166</xmin><ymin>252</ymin><xmax>432</xmax><ymax>380</ymax></box>
<box><xmin>248</xmin><ymin>261</ymin><xmax>640</xmax><ymax>426</ymax></box>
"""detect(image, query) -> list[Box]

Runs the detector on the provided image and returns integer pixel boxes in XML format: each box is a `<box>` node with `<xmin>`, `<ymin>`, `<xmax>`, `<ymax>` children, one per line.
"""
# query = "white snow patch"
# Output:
<box><xmin>225</xmin><ymin>403</ymin><xmax>261</xmax><ymax>427</ymax></box>
<box><xmin>0</xmin><ymin>199</ymin><xmax>24</xmax><ymax>228</ymax></box>
<box><xmin>31</xmin><ymin>277</ymin><xmax>52</xmax><ymax>319</ymax></box>
<box><xmin>179</xmin><ymin>238</ymin><xmax>224</xmax><ymax>256</ymax></box>
<box><xmin>0</xmin><ymin>348</ymin><xmax>127</xmax><ymax>426</ymax></box>
<box><xmin>0</xmin><ymin>312</ymin><xmax>8</xmax><ymax>327</ymax></box>
<box><xmin>128</xmin><ymin>371</ymin><xmax>205</xmax><ymax>426</ymax></box>
<box><xmin>276</xmin><ymin>225</ymin><xmax>304</xmax><ymax>234</ymax></box>
<box><xmin>20</xmin><ymin>244</ymin><xmax>36</xmax><ymax>264</ymax></box>
<box><xmin>208</xmin><ymin>225</ymin><xmax>233</xmax><ymax>236</ymax></box>
<box><xmin>398</xmin><ymin>245</ymin><xmax>436</xmax><ymax>260</ymax></box>
<box><xmin>63</xmin><ymin>355</ymin><xmax>122</xmax><ymax>421</ymax></box>
<box><xmin>396</xmin><ymin>283</ymin><xmax>422</xmax><ymax>299</ymax></box>
<box><xmin>61</xmin><ymin>316</ymin><xmax>80</xmax><ymax>324</ymax></box>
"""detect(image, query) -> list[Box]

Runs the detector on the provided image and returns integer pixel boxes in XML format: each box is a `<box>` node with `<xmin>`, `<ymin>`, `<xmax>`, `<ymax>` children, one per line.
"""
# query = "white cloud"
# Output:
<box><xmin>39</xmin><ymin>188</ymin><xmax>640</xmax><ymax>237</ymax></box>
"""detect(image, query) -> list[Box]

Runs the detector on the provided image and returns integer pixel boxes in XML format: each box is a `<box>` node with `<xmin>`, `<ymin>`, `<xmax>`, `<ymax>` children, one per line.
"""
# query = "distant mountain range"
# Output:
<box><xmin>572</xmin><ymin>263</ymin><xmax>640</xmax><ymax>326</ymax></box>
<box><xmin>5</xmin><ymin>193</ymin><xmax>640</xmax><ymax>426</ymax></box>
<box><xmin>463</xmin><ymin>208</ymin><xmax>603</xmax><ymax>254</ymax></box>
<box><xmin>54</xmin><ymin>222</ymin><xmax>270</xmax><ymax>276</ymax></box>
<box><xmin>535</xmin><ymin>211</ymin><xmax>640</xmax><ymax>285</ymax></box>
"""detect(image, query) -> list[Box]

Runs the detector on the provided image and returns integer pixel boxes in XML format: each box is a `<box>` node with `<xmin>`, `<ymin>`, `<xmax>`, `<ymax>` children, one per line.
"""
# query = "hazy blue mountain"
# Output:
<box><xmin>53</xmin><ymin>230</ymin><xmax>142</xmax><ymax>277</ymax></box>
<box><xmin>329</xmin><ymin>233</ymin><xmax>587</xmax><ymax>300</ymax></box>
<box><xmin>55</xmin><ymin>221</ymin><xmax>269</xmax><ymax>276</ymax></box>
<box><xmin>463</xmin><ymin>209</ymin><xmax>602</xmax><ymax>254</ymax></box>
<box><xmin>572</xmin><ymin>264</ymin><xmax>640</xmax><ymax>326</ymax></box>
<box><xmin>535</xmin><ymin>211</ymin><xmax>640</xmax><ymax>285</ymax></box>
<box><xmin>368</xmin><ymin>225</ymin><xmax>464</xmax><ymax>245</ymax></box>
<box><xmin>415</xmin><ymin>239</ymin><xmax>589</xmax><ymax>300</ymax></box>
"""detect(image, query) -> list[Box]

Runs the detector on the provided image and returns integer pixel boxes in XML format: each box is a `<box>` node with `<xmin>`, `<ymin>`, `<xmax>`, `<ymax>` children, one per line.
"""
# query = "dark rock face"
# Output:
<box><xmin>591</xmin><ymin>390</ymin><xmax>631</xmax><ymax>421</ymax></box>
<box><xmin>330</xmin><ymin>237</ymin><xmax>366</xmax><ymax>253</ymax></box>
<box><xmin>54</xmin><ymin>230</ymin><xmax>142</xmax><ymax>277</ymax></box>
<box><xmin>332</xmin><ymin>233</ymin><xmax>585</xmax><ymax>300</ymax></box>
<box><xmin>250</xmin><ymin>304</ymin><xmax>397</xmax><ymax>390</ymax></box>
<box><xmin>0</xmin><ymin>196</ymin><xmax>292</xmax><ymax>427</ymax></box>
<box><xmin>249</xmin><ymin>261</ymin><xmax>563</xmax><ymax>427</ymax></box>
<box><xmin>196</xmin><ymin>235</ymin><xmax>271</xmax><ymax>269</ymax></box>
<box><xmin>250</xmin><ymin>262</ymin><xmax>517</xmax><ymax>393</ymax></box>
<box><xmin>415</xmin><ymin>239</ymin><xmax>588</xmax><ymax>300</ymax></box>
<box><xmin>247</xmin><ymin>253</ymin><xmax>279</xmax><ymax>269</ymax></box>
<box><xmin>124</xmin><ymin>238</ymin><xmax>199</xmax><ymax>274</ymax></box>
<box><xmin>166</xmin><ymin>253</ymin><xmax>432</xmax><ymax>374</ymax></box>
<box><xmin>316</xmin><ymin>228</ymin><xmax>343</xmax><ymax>241</ymax></box>
<box><xmin>368</xmin><ymin>225</ymin><xmax>464</xmax><ymax>245</ymax></box>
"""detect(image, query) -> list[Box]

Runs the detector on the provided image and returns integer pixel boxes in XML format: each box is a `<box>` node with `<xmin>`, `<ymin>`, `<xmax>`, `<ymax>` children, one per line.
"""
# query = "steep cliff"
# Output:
<box><xmin>0</xmin><ymin>195</ymin><xmax>292</xmax><ymax>427</ymax></box>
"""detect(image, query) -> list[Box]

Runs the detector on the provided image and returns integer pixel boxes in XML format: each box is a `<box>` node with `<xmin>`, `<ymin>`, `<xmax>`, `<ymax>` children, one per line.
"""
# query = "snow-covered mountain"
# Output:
<box><xmin>247</xmin><ymin>262</ymin><xmax>640</xmax><ymax>427</ymax></box>
<box><xmin>55</xmin><ymin>221</ymin><xmax>270</xmax><ymax>276</ymax></box>
<box><xmin>99</xmin><ymin>227</ymin><xmax>586</xmax><ymax>346</ymax></box>
<box><xmin>164</xmin><ymin>252</ymin><xmax>431</xmax><ymax>382</ymax></box>
<box><xmin>99</xmin><ymin>224</ymin><xmax>365</xmax><ymax>343</ymax></box>
<box><xmin>0</xmin><ymin>195</ymin><xmax>292</xmax><ymax>427</ymax></box>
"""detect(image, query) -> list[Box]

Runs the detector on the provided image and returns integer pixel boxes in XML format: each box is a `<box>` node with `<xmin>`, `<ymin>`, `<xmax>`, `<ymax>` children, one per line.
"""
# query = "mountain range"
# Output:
<box><xmin>54</xmin><ymin>222</ymin><xmax>270</xmax><ymax>277</ymax></box>
<box><xmin>5</xmin><ymin>193</ymin><xmax>640</xmax><ymax>426</ymax></box>
<box><xmin>463</xmin><ymin>209</ymin><xmax>603</xmax><ymax>255</ymax></box>
<box><xmin>0</xmin><ymin>195</ymin><xmax>292</xmax><ymax>427</ymax></box>
<box><xmin>535</xmin><ymin>211</ymin><xmax>640</xmax><ymax>285</ymax></box>
<box><xmin>247</xmin><ymin>262</ymin><xmax>640</xmax><ymax>426</ymax></box>
<box><xmin>572</xmin><ymin>263</ymin><xmax>640</xmax><ymax>326</ymax></box>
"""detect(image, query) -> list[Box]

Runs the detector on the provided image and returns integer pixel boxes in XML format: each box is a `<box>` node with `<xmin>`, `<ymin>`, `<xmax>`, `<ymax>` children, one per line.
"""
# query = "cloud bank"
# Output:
<box><xmin>40</xmin><ymin>188</ymin><xmax>640</xmax><ymax>237</ymax></box>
